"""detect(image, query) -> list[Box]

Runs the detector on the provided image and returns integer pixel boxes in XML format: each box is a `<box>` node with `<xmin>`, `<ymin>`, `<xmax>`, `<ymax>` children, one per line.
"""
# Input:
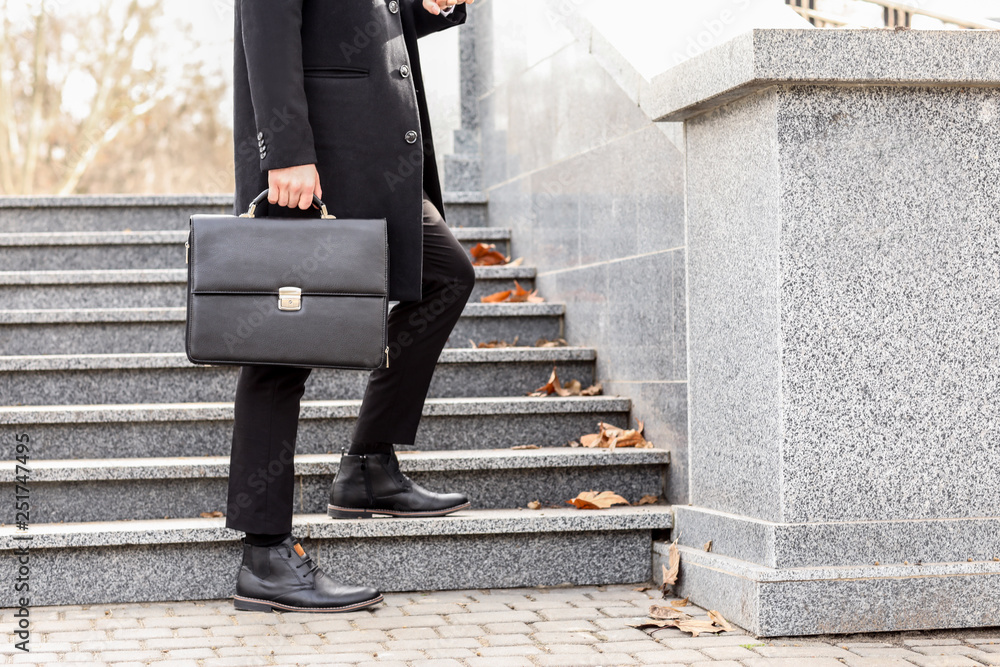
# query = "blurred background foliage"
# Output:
<box><xmin>0</xmin><ymin>0</ymin><xmax>233</xmax><ymax>195</ymax></box>
<box><xmin>0</xmin><ymin>0</ymin><xmax>461</xmax><ymax>197</ymax></box>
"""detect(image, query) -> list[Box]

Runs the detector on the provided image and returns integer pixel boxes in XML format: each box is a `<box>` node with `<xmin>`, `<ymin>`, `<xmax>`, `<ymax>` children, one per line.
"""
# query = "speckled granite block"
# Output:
<box><xmin>673</xmin><ymin>505</ymin><xmax>1000</xmax><ymax>569</ymax></box>
<box><xmin>0</xmin><ymin>266</ymin><xmax>535</xmax><ymax>307</ymax></box>
<box><xmin>440</xmin><ymin>200</ymin><xmax>488</xmax><ymax>228</ymax></box>
<box><xmin>657</xmin><ymin>544</ymin><xmax>1000</xmax><ymax>637</ymax></box>
<box><xmin>0</xmin><ymin>348</ymin><xmax>595</xmax><ymax>404</ymax></box>
<box><xmin>0</xmin><ymin>507</ymin><xmax>670</xmax><ymax>606</ymax></box>
<box><xmin>0</xmin><ymin>396</ymin><xmax>631</xmax><ymax>458</ymax></box>
<box><xmin>646</xmin><ymin>29</ymin><xmax>1000</xmax><ymax>122</ymax></box>
<box><xmin>0</xmin><ymin>194</ymin><xmax>484</xmax><ymax>232</ymax></box>
<box><xmin>0</xmin><ymin>303</ymin><xmax>565</xmax><ymax>354</ymax></box>
<box><xmin>0</xmin><ymin>242</ymin><xmax>184</xmax><ymax>271</ymax></box>
<box><xmin>445</xmin><ymin>154</ymin><xmax>483</xmax><ymax>192</ymax></box>
<box><xmin>453</xmin><ymin>128</ymin><xmax>479</xmax><ymax>155</ymax></box>
<box><xmin>0</xmin><ymin>228</ymin><xmax>509</xmax><ymax>270</ymax></box>
<box><xmin>0</xmin><ymin>283</ymin><xmax>185</xmax><ymax>309</ymax></box>
<box><xmin>686</xmin><ymin>88</ymin><xmax>783</xmax><ymax>523</ymax></box>
<box><xmin>0</xmin><ymin>197</ymin><xmax>231</xmax><ymax>233</ymax></box>
<box><xmin>0</xmin><ymin>448</ymin><xmax>667</xmax><ymax>523</ymax></box>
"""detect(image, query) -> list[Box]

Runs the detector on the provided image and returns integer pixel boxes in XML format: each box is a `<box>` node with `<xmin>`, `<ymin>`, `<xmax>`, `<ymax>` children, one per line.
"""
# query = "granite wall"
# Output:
<box><xmin>469</xmin><ymin>0</ymin><xmax>689</xmax><ymax>502</ymax></box>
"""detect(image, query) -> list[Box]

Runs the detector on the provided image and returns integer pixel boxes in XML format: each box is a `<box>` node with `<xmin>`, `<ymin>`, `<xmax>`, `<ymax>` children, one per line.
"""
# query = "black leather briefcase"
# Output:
<box><xmin>185</xmin><ymin>190</ymin><xmax>389</xmax><ymax>371</ymax></box>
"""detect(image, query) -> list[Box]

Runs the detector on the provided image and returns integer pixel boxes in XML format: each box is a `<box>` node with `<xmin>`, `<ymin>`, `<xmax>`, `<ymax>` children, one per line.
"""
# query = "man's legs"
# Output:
<box><xmin>226</xmin><ymin>363</ymin><xmax>383</xmax><ymax>614</ymax></box>
<box><xmin>350</xmin><ymin>191</ymin><xmax>477</xmax><ymax>449</ymax></box>
<box><xmin>226</xmin><ymin>364</ymin><xmax>312</xmax><ymax>537</ymax></box>
<box><xmin>227</xmin><ymin>191</ymin><xmax>475</xmax><ymax>530</ymax></box>
<box><xmin>328</xmin><ymin>191</ymin><xmax>475</xmax><ymax>519</ymax></box>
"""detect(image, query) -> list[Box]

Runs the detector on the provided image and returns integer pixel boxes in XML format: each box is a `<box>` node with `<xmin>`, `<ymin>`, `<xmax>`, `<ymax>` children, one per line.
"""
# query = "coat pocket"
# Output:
<box><xmin>303</xmin><ymin>66</ymin><xmax>369</xmax><ymax>79</ymax></box>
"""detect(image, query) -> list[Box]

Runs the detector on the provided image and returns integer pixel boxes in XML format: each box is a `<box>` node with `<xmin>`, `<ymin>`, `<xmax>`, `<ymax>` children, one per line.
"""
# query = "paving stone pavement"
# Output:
<box><xmin>3</xmin><ymin>585</ymin><xmax>1000</xmax><ymax>666</ymax></box>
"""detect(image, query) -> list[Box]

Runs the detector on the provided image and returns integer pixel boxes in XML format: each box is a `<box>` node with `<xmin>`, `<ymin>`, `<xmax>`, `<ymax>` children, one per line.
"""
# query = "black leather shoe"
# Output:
<box><xmin>233</xmin><ymin>535</ymin><xmax>382</xmax><ymax>612</ymax></box>
<box><xmin>328</xmin><ymin>451</ymin><xmax>471</xmax><ymax>519</ymax></box>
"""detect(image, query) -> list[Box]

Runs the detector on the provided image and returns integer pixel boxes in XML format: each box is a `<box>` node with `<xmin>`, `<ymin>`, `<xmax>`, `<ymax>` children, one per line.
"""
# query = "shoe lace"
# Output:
<box><xmin>385</xmin><ymin>452</ymin><xmax>413</xmax><ymax>490</ymax></box>
<box><xmin>285</xmin><ymin>546</ymin><xmax>322</xmax><ymax>579</ymax></box>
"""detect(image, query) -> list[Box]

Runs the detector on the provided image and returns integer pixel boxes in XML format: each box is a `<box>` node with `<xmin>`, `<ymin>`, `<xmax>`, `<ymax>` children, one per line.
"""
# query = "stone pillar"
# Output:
<box><xmin>647</xmin><ymin>29</ymin><xmax>1000</xmax><ymax>636</ymax></box>
<box><xmin>443</xmin><ymin>2</ymin><xmax>483</xmax><ymax>192</ymax></box>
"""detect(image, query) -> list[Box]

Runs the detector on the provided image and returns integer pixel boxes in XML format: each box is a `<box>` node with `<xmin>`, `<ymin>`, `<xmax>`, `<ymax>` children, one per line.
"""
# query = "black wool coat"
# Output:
<box><xmin>233</xmin><ymin>0</ymin><xmax>467</xmax><ymax>302</ymax></box>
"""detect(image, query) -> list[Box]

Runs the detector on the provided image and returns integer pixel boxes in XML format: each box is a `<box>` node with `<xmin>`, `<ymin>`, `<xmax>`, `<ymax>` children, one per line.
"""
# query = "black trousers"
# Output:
<box><xmin>225</xmin><ymin>192</ymin><xmax>476</xmax><ymax>534</ymax></box>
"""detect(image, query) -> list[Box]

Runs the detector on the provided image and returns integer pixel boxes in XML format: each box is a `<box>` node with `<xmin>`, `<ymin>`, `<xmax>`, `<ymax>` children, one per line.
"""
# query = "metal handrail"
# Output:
<box><xmin>786</xmin><ymin>0</ymin><xmax>1000</xmax><ymax>30</ymax></box>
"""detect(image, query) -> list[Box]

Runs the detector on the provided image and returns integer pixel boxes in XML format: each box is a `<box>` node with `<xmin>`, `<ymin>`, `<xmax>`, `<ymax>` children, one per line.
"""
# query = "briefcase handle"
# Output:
<box><xmin>240</xmin><ymin>189</ymin><xmax>337</xmax><ymax>220</ymax></box>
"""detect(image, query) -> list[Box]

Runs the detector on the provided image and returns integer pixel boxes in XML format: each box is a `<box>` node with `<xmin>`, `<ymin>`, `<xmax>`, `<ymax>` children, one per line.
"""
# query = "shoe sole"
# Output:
<box><xmin>232</xmin><ymin>593</ymin><xmax>383</xmax><ymax>613</ymax></box>
<box><xmin>326</xmin><ymin>501</ymin><xmax>471</xmax><ymax>519</ymax></box>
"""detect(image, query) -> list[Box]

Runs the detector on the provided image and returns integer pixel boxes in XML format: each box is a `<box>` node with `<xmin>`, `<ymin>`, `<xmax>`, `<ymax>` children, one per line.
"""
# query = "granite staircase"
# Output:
<box><xmin>0</xmin><ymin>194</ymin><xmax>671</xmax><ymax>607</ymax></box>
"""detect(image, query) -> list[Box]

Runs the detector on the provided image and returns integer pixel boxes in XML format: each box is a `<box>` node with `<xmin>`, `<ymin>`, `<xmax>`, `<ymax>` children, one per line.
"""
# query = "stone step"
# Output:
<box><xmin>0</xmin><ymin>395</ymin><xmax>631</xmax><ymax>459</ymax></box>
<box><xmin>0</xmin><ymin>448</ymin><xmax>668</xmax><ymax>523</ymax></box>
<box><xmin>0</xmin><ymin>302</ymin><xmax>565</xmax><ymax>355</ymax></box>
<box><xmin>0</xmin><ymin>192</ymin><xmax>488</xmax><ymax>232</ymax></box>
<box><xmin>0</xmin><ymin>347</ymin><xmax>594</xmax><ymax>404</ymax></box>
<box><xmin>0</xmin><ymin>265</ymin><xmax>536</xmax><ymax>307</ymax></box>
<box><xmin>0</xmin><ymin>227</ymin><xmax>512</xmax><ymax>271</ymax></box>
<box><xmin>0</xmin><ymin>506</ymin><xmax>672</xmax><ymax>606</ymax></box>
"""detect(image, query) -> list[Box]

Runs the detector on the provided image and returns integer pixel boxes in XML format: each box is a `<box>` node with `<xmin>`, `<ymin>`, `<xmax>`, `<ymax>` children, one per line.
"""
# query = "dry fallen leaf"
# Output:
<box><xmin>528</xmin><ymin>367</ymin><xmax>602</xmax><ymax>398</ymax></box>
<box><xmin>633</xmin><ymin>598</ymin><xmax>733</xmax><ymax>637</ymax></box>
<box><xmin>512</xmin><ymin>444</ymin><xmax>540</xmax><ymax>450</ymax></box>
<box><xmin>507</xmin><ymin>256</ymin><xmax>524</xmax><ymax>267</ymax></box>
<box><xmin>506</xmin><ymin>279</ymin><xmax>532</xmax><ymax>302</ymax></box>
<box><xmin>527</xmin><ymin>500</ymin><xmax>542</xmax><ymax>510</ymax></box>
<box><xmin>473</xmin><ymin>335</ymin><xmax>519</xmax><ymax>348</ymax></box>
<box><xmin>649</xmin><ymin>604</ymin><xmax>687</xmax><ymax>620</ymax></box>
<box><xmin>566</xmin><ymin>490</ymin><xmax>630</xmax><ymax>510</ymax></box>
<box><xmin>638</xmin><ymin>494</ymin><xmax>659</xmax><ymax>505</ymax></box>
<box><xmin>632</xmin><ymin>619</ymin><xmax>681</xmax><ymax>631</ymax></box>
<box><xmin>481</xmin><ymin>279</ymin><xmax>544</xmax><ymax>303</ymax></box>
<box><xmin>707</xmin><ymin>610</ymin><xmax>733</xmax><ymax>632</ymax></box>
<box><xmin>703</xmin><ymin>540</ymin><xmax>713</xmax><ymax>553</ymax></box>
<box><xmin>675</xmin><ymin>617</ymin><xmax>726</xmax><ymax>637</ymax></box>
<box><xmin>576</xmin><ymin>419</ymin><xmax>654</xmax><ymax>449</ymax></box>
<box><xmin>481</xmin><ymin>289</ymin><xmax>512</xmax><ymax>303</ymax></box>
<box><xmin>661</xmin><ymin>541</ymin><xmax>680</xmax><ymax>588</ymax></box>
<box><xmin>470</xmin><ymin>242</ymin><xmax>509</xmax><ymax>266</ymax></box>
<box><xmin>535</xmin><ymin>337</ymin><xmax>568</xmax><ymax>347</ymax></box>
<box><xmin>199</xmin><ymin>511</ymin><xmax>224</xmax><ymax>518</ymax></box>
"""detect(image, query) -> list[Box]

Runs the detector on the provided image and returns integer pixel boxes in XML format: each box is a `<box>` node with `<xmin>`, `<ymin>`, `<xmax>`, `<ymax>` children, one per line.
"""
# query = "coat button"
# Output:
<box><xmin>257</xmin><ymin>131</ymin><xmax>263</xmax><ymax>140</ymax></box>
<box><xmin>399</xmin><ymin>64</ymin><xmax>410</xmax><ymax>78</ymax></box>
<box><xmin>260</xmin><ymin>151</ymin><xmax>267</xmax><ymax>159</ymax></box>
<box><xmin>388</xmin><ymin>0</ymin><xmax>399</xmax><ymax>13</ymax></box>
<box><xmin>405</xmin><ymin>130</ymin><xmax>418</xmax><ymax>144</ymax></box>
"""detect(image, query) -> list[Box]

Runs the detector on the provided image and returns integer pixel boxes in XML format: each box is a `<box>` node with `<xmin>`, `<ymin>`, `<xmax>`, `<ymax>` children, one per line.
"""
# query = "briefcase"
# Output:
<box><xmin>185</xmin><ymin>189</ymin><xmax>390</xmax><ymax>371</ymax></box>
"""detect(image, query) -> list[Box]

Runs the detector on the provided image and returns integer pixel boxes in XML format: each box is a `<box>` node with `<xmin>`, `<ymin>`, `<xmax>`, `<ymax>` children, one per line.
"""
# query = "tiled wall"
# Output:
<box><xmin>471</xmin><ymin>1</ymin><xmax>690</xmax><ymax>502</ymax></box>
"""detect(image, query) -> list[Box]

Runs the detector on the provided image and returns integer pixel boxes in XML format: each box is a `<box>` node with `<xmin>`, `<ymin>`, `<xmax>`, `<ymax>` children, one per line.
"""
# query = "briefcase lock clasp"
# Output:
<box><xmin>278</xmin><ymin>286</ymin><xmax>302</xmax><ymax>311</ymax></box>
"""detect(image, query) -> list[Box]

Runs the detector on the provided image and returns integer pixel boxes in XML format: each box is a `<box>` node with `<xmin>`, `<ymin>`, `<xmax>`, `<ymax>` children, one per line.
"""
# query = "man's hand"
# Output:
<box><xmin>268</xmin><ymin>164</ymin><xmax>322</xmax><ymax>210</ymax></box>
<box><xmin>422</xmin><ymin>0</ymin><xmax>473</xmax><ymax>16</ymax></box>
